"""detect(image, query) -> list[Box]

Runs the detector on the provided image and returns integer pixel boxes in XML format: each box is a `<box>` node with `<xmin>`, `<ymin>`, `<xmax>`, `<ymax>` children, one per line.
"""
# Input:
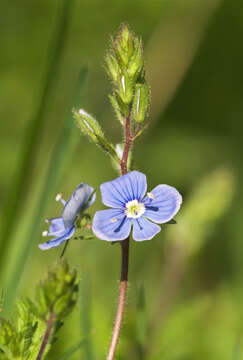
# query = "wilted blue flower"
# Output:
<box><xmin>92</xmin><ymin>171</ymin><xmax>182</xmax><ymax>241</ymax></box>
<box><xmin>39</xmin><ymin>183</ymin><xmax>96</xmax><ymax>250</ymax></box>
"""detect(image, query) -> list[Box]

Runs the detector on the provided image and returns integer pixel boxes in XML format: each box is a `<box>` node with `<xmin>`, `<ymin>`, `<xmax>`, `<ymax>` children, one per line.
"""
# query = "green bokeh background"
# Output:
<box><xmin>1</xmin><ymin>0</ymin><xmax>243</xmax><ymax>358</ymax></box>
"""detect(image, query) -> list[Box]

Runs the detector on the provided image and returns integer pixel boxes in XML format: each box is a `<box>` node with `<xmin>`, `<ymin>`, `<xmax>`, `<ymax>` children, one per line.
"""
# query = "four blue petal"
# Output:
<box><xmin>92</xmin><ymin>171</ymin><xmax>182</xmax><ymax>242</ymax></box>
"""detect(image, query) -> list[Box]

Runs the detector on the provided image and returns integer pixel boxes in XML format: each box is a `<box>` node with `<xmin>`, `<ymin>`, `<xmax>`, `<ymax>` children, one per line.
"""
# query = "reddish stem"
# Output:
<box><xmin>106</xmin><ymin>114</ymin><xmax>133</xmax><ymax>360</ymax></box>
<box><xmin>131</xmin><ymin>124</ymin><xmax>143</xmax><ymax>141</ymax></box>
<box><xmin>36</xmin><ymin>312</ymin><xmax>55</xmax><ymax>360</ymax></box>
<box><xmin>107</xmin><ymin>238</ymin><xmax>129</xmax><ymax>360</ymax></box>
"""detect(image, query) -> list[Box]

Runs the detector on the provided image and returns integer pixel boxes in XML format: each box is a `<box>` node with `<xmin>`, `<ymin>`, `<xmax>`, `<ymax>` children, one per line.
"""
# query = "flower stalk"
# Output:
<box><xmin>106</xmin><ymin>108</ymin><xmax>132</xmax><ymax>359</ymax></box>
<box><xmin>106</xmin><ymin>24</ymin><xmax>149</xmax><ymax>359</ymax></box>
<box><xmin>72</xmin><ymin>24</ymin><xmax>182</xmax><ymax>360</ymax></box>
<box><xmin>107</xmin><ymin>238</ymin><xmax>129</xmax><ymax>360</ymax></box>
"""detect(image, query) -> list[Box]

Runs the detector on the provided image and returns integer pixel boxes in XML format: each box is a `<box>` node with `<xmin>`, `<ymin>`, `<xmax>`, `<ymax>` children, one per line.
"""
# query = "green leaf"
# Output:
<box><xmin>0</xmin><ymin>0</ymin><xmax>75</xmax><ymax>264</ymax></box>
<box><xmin>0</xmin><ymin>261</ymin><xmax>79</xmax><ymax>360</ymax></box>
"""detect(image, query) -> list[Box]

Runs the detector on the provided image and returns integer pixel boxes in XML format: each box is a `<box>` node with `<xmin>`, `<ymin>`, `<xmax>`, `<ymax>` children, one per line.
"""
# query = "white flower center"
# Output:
<box><xmin>125</xmin><ymin>199</ymin><xmax>145</xmax><ymax>219</ymax></box>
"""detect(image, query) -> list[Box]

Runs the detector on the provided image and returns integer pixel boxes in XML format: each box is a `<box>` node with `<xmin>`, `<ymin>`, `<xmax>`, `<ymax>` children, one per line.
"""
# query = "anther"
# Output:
<box><xmin>55</xmin><ymin>193</ymin><xmax>62</xmax><ymax>202</ymax></box>
<box><xmin>147</xmin><ymin>192</ymin><xmax>154</xmax><ymax>200</ymax></box>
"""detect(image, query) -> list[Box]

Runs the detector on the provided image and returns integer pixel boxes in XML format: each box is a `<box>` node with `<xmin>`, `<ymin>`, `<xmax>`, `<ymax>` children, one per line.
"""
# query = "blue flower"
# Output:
<box><xmin>92</xmin><ymin>171</ymin><xmax>182</xmax><ymax>242</ymax></box>
<box><xmin>39</xmin><ymin>183</ymin><xmax>96</xmax><ymax>250</ymax></box>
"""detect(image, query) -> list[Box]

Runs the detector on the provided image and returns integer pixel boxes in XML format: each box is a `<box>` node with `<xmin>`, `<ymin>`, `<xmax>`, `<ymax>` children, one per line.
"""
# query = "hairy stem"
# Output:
<box><xmin>107</xmin><ymin>238</ymin><xmax>129</xmax><ymax>360</ymax></box>
<box><xmin>106</xmin><ymin>114</ymin><xmax>133</xmax><ymax>360</ymax></box>
<box><xmin>36</xmin><ymin>312</ymin><xmax>55</xmax><ymax>360</ymax></box>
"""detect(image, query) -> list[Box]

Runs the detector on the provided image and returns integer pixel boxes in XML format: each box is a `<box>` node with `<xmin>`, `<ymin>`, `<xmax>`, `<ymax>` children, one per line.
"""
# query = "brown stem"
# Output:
<box><xmin>106</xmin><ymin>114</ymin><xmax>133</xmax><ymax>360</ymax></box>
<box><xmin>36</xmin><ymin>312</ymin><xmax>55</xmax><ymax>360</ymax></box>
<box><xmin>107</xmin><ymin>238</ymin><xmax>129</xmax><ymax>360</ymax></box>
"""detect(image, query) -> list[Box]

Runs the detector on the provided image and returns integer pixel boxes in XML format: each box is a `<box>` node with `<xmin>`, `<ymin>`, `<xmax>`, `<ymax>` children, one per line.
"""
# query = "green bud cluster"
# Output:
<box><xmin>0</xmin><ymin>261</ymin><xmax>79</xmax><ymax>360</ymax></box>
<box><xmin>105</xmin><ymin>24</ymin><xmax>150</xmax><ymax>125</ymax></box>
<box><xmin>74</xmin><ymin>24</ymin><xmax>150</xmax><ymax>172</ymax></box>
<box><xmin>34</xmin><ymin>260</ymin><xmax>78</xmax><ymax>320</ymax></box>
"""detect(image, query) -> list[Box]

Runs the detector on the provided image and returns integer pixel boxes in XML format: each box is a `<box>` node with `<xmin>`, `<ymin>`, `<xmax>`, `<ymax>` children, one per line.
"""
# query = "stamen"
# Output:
<box><xmin>55</xmin><ymin>193</ymin><xmax>66</xmax><ymax>205</ymax></box>
<box><xmin>42</xmin><ymin>231</ymin><xmax>48</xmax><ymax>237</ymax></box>
<box><xmin>55</xmin><ymin>193</ymin><xmax>62</xmax><ymax>201</ymax></box>
<box><xmin>147</xmin><ymin>192</ymin><xmax>154</xmax><ymax>200</ymax></box>
<box><xmin>125</xmin><ymin>199</ymin><xmax>145</xmax><ymax>219</ymax></box>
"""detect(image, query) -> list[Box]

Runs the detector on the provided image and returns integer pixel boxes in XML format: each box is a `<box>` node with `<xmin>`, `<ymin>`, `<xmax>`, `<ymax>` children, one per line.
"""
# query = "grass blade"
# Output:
<box><xmin>1</xmin><ymin>68</ymin><xmax>87</xmax><ymax>315</ymax></box>
<box><xmin>0</xmin><ymin>0</ymin><xmax>74</xmax><ymax>258</ymax></box>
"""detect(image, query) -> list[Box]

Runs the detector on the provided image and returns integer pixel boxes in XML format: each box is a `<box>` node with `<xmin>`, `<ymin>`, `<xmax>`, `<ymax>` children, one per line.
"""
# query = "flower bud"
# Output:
<box><xmin>120</xmin><ymin>23</ymin><xmax>134</xmax><ymax>58</ymax></box>
<box><xmin>114</xmin><ymin>39</ymin><xmax>129</xmax><ymax>67</ymax></box>
<box><xmin>118</xmin><ymin>73</ymin><xmax>134</xmax><ymax>105</ymax></box>
<box><xmin>132</xmin><ymin>83</ymin><xmax>150</xmax><ymax>123</ymax></box>
<box><xmin>127</xmin><ymin>38</ymin><xmax>143</xmax><ymax>79</ymax></box>
<box><xmin>74</xmin><ymin>109</ymin><xmax>119</xmax><ymax>162</ymax></box>
<box><xmin>74</xmin><ymin>109</ymin><xmax>104</xmax><ymax>143</ymax></box>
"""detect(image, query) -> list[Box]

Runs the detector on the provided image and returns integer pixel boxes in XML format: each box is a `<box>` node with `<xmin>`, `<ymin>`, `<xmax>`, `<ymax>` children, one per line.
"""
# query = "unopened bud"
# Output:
<box><xmin>118</xmin><ymin>73</ymin><xmax>134</xmax><ymax>104</ymax></box>
<box><xmin>120</xmin><ymin>24</ymin><xmax>134</xmax><ymax>57</ymax></box>
<box><xmin>132</xmin><ymin>83</ymin><xmax>150</xmax><ymax>123</ymax></box>
<box><xmin>74</xmin><ymin>109</ymin><xmax>120</xmax><ymax>163</ymax></box>
<box><xmin>127</xmin><ymin>38</ymin><xmax>143</xmax><ymax>79</ymax></box>
<box><xmin>75</xmin><ymin>109</ymin><xmax>104</xmax><ymax>143</ymax></box>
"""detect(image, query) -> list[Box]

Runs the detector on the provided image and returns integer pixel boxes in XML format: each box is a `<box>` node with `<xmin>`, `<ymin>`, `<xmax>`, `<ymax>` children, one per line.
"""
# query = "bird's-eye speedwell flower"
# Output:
<box><xmin>39</xmin><ymin>183</ymin><xmax>96</xmax><ymax>250</ymax></box>
<box><xmin>92</xmin><ymin>171</ymin><xmax>182</xmax><ymax>241</ymax></box>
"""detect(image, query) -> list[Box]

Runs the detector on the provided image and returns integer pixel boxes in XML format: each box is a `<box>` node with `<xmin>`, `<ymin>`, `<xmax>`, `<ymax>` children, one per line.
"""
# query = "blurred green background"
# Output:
<box><xmin>1</xmin><ymin>0</ymin><xmax>243</xmax><ymax>358</ymax></box>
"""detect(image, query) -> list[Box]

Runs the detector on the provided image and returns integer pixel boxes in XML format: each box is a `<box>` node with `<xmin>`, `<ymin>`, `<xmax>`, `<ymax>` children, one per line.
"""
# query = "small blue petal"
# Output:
<box><xmin>132</xmin><ymin>217</ymin><xmax>161</xmax><ymax>241</ymax></box>
<box><xmin>143</xmin><ymin>185</ymin><xmax>182</xmax><ymax>224</ymax></box>
<box><xmin>48</xmin><ymin>217</ymin><xmax>65</xmax><ymax>235</ymax></box>
<box><xmin>100</xmin><ymin>171</ymin><xmax>147</xmax><ymax>208</ymax></box>
<box><xmin>62</xmin><ymin>183</ymin><xmax>95</xmax><ymax>228</ymax></box>
<box><xmin>92</xmin><ymin>209</ymin><xmax>132</xmax><ymax>241</ymax></box>
<box><xmin>39</xmin><ymin>226</ymin><xmax>75</xmax><ymax>250</ymax></box>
